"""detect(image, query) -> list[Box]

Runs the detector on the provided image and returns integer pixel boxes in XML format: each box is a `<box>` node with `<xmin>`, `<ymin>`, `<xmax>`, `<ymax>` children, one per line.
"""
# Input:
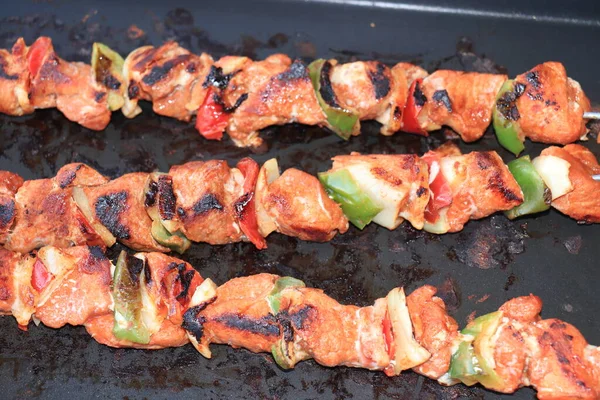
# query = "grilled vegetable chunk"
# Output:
<box><xmin>6</xmin><ymin>163</ymin><xmax>108</xmax><ymax>253</ymax></box>
<box><xmin>91</xmin><ymin>42</ymin><xmax>125</xmax><ymax>111</ymax></box>
<box><xmin>255</xmin><ymin>159</ymin><xmax>348</xmax><ymax>241</ymax></box>
<box><xmin>322</xmin><ymin>153</ymin><xmax>429</xmax><ymax>230</ymax></box>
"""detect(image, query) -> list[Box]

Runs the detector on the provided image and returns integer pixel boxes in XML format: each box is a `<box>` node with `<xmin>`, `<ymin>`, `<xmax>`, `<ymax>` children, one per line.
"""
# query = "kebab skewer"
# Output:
<box><xmin>0</xmin><ymin>37</ymin><xmax>597</xmax><ymax>153</ymax></box>
<box><xmin>1</xmin><ymin>143</ymin><xmax>599</xmax><ymax>254</ymax></box>
<box><xmin>0</xmin><ymin>245</ymin><xmax>597</xmax><ymax>398</ymax></box>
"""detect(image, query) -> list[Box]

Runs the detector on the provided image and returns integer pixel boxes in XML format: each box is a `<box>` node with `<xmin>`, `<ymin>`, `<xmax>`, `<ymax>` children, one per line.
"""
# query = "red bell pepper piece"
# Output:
<box><xmin>27</xmin><ymin>37</ymin><xmax>52</xmax><ymax>78</ymax></box>
<box><xmin>236</xmin><ymin>157</ymin><xmax>267</xmax><ymax>250</ymax></box>
<box><xmin>382</xmin><ymin>311</ymin><xmax>395</xmax><ymax>358</ymax></box>
<box><xmin>402</xmin><ymin>79</ymin><xmax>428</xmax><ymax>136</ymax></box>
<box><xmin>422</xmin><ymin>152</ymin><xmax>453</xmax><ymax>223</ymax></box>
<box><xmin>31</xmin><ymin>259</ymin><xmax>52</xmax><ymax>292</ymax></box>
<box><xmin>195</xmin><ymin>87</ymin><xmax>230</xmax><ymax>140</ymax></box>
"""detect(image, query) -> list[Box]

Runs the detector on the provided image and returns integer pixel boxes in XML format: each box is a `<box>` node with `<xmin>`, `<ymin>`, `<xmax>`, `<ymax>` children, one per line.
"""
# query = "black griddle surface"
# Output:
<box><xmin>1</xmin><ymin>1</ymin><xmax>599</xmax><ymax>399</ymax></box>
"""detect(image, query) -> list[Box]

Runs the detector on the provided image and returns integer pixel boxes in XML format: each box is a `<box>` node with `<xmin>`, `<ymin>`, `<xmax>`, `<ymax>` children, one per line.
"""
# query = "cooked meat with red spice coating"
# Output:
<box><xmin>539</xmin><ymin>144</ymin><xmax>600</xmax><ymax>223</ymax></box>
<box><xmin>85</xmin><ymin>314</ymin><xmax>190</xmax><ymax>349</ymax></box>
<box><xmin>330</xmin><ymin>60</ymin><xmax>393</xmax><ymax>120</ymax></box>
<box><xmin>255</xmin><ymin>164</ymin><xmax>348</xmax><ymax>241</ymax></box>
<box><xmin>169</xmin><ymin>160</ymin><xmax>244</xmax><ymax>244</ymax></box>
<box><xmin>185</xmin><ymin>273</ymin><xmax>393</xmax><ymax>370</ymax></box>
<box><xmin>393</xmin><ymin>62</ymin><xmax>429</xmax><ymax>85</ymax></box>
<box><xmin>0</xmin><ymin>171</ymin><xmax>24</xmax><ymax>243</ymax></box>
<box><xmin>436</xmin><ymin>150</ymin><xmax>523</xmax><ymax>232</ymax></box>
<box><xmin>407</xmin><ymin>285</ymin><xmax>459</xmax><ymax>379</ymax></box>
<box><xmin>0</xmin><ymin>248</ymin><xmax>35</xmax><ymax>329</ymax></box>
<box><xmin>220</xmin><ymin>54</ymin><xmax>325</xmax><ymax>147</ymax></box>
<box><xmin>0</xmin><ymin>38</ymin><xmax>33</xmax><ymax>116</ymax></box>
<box><xmin>34</xmin><ymin>246</ymin><xmax>112</xmax><ymax>328</ymax></box>
<box><xmin>525</xmin><ymin>319</ymin><xmax>600</xmax><ymax>399</ymax></box>
<box><xmin>27</xmin><ymin>37</ymin><xmax>112</xmax><ymax>130</ymax></box>
<box><xmin>122</xmin><ymin>41</ymin><xmax>213</xmax><ymax>120</ymax></box>
<box><xmin>419</xmin><ymin>70</ymin><xmax>507</xmax><ymax>142</ymax></box>
<box><xmin>79</xmin><ymin>173</ymin><xmax>169</xmax><ymax>252</ymax></box>
<box><xmin>515</xmin><ymin>62</ymin><xmax>591</xmax><ymax>144</ymax></box>
<box><xmin>0</xmin><ymin>247</ymin><xmax>28</xmax><ymax>316</ymax></box>
<box><xmin>6</xmin><ymin>163</ymin><xmax>108</xmax><ymax>253</ymax></box>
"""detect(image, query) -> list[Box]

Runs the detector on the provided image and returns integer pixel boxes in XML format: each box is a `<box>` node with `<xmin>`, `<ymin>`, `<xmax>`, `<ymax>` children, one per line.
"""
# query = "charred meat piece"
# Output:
<box><xmin>430</xmin><ymin>148</ymin><xmax>523</xmax><ymax>232</ymax></box>
<box><xmin>168</xmin><ymin>160</ymin><xmax>244</xmax><ymax>245</ymax></box>
<box><xmin>122</xmin><ymin>41</ymin><xmax>213</xmax><ymax>120</ymax></box>
<box><xmin>419</xmin><ymin>70</ymin><xmax>507</xmax><ymax>142</ymax></box>
<box><xmin>330</xmin><ymin>60</ymin><xmax>393</xmax><ymax>121</ymax></box>
<box><xmin>375</xmin><ymin>63</ymin><xmax>427</xmax><ymax>135</ymax></box>
<box><xmin>27</xmin><ymin>37</ymin><xmax>112</xmax><ymax>130</ymax></box>
<box><xmin>537</xmin><ymin>144</ymin><xmax>600</xmax><ymax>223</ymax></box>
<box><xmin>0</xmin><ymin>171</ymin><xmax>24</xmax><ymax>244</ymax></box>
<box><xmin>0</xmin><ymin>38</ymin><xmax>33</xmax><ymax>116</ymax></box>
<box><xmin>6</xmin><ymin>163</ymin><xmax>107</xmax><ymax>253</ymax></box>
<box><xmin>77</xmin><ymin>173</ymin><xmax>169</xmax><ymax>252</ymax></box>
<box><xmin>515</xmin><ymin>62</ymin><xmax>591</xmax><ymax>144</ymax></box>
<box><xmin>220</xmin><ymin>54</ymin><xmax>325</xmax><ymax>147</ymax></box>
<box><xmin>184</xmin><ymin>274</ymin><xmax>426</xmax><ymax>371</ymax></box>
<box><xmin>255</xmin><ymin>159</ymin><xmax>348</xmax><ymax>241</ymax></box>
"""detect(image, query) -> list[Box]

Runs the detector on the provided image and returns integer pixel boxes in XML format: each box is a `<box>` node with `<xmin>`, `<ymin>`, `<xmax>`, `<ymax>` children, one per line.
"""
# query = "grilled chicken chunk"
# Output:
<box><xmin>6</xmin><ymin>163</ymin><xmax>107</xmax><ymax>253</ymax></box>
<box><xmin>0</xmin><ymin>247</ymin><xmax>36</xmax><ymax>328</ymax></box>
<box><xmin>328</xmin><ymin>153</ymin><xmax>430</xmax><ymax>229</ymax></box>
<box><xmin>27</xmin><ymin>37</ymin><xmax>112</xmax><ymax>130</ymax></box>
<box><xmin>122</xmin><ymin>41</ymin><xmax>213</xmax><ymax>120</ymax></box>
<box><xmin>255</xmin><ymin>160</ymin><xmax>348</xmax><ymax>241</ymax></box>
<box><xmin>419</xmin><ymin>70</ymin><xmax>507</xmax><ymax>142</ymax></box>
<box><xmin>0</xmin><ymin>171</ymin><xmax>24</xmax><ymax>243</ymax></box>
<box><xmin>184</xmin><ymin>273</ymin><xmax>395</xmax><ymax>370</ymax></box>
<box><xmin>515</xmin><ymin>62</ymin><xmax>591</xmax><ymax>144</ymax></box>
<box><xmin>168</xmin><ymin>160</ymin><xmax>244</xmax><ymax>244</ymax></box>
<box><xmin>77</xmin><ymin>173</ymin><xmax>169</xmax><ymax>252</ymax></box>
<box><xmin>407</xmin><ymin>285</ymin><xmax>459</xmax><ymax>379</ymax></box>
<box><xmin>220</xmin><ymin>54</ymin><xmax>325</xmax><ymax>147</ymax></box>
<box><xmin>34</xmin><ymin>245</ymin><xmax>112</xmax><ymax>328</ymax></box>
<box><xmin>537</xmin><ymin>144</ymin><xmax>600</xmax><ymax>223</ymax></box>
<box><xmin>0</xmin><ymin>38</ymin><xmax>33</xmax><ymax>116</ymax></box>
<box><xmin>428</xmin><ymin>147</ymin><xmax>523</xmax><ymax>232</ymax></box>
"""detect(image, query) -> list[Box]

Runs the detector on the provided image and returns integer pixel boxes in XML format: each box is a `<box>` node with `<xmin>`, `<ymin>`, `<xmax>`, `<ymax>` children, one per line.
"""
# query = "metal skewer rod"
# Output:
<box><xmin>584</xmin><ymin>111</ymin><xmax>600</xmax><ymax>120</ymax></box>
<box><xmin>593</xmin><ymin>174</ymin><xmax>600</xmax><ymax>181</ymax></box>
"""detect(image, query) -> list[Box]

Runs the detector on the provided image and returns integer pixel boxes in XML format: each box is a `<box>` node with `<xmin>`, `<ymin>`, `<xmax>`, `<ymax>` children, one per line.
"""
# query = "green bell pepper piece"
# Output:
<box><xmin>308</xmin><ymin>59</ymin><xmax>359</xmax><ymax>140</ymax></box>
<box><xmin>318</xmin><ymin>169</ymin><xmax>383</xmax><ymax>229</ymax></box>
<box><xmin>271</xmin><ymin>338</ymin><xmax>296</xmax><ymax>369</ymax></box>
<box><xmin>493</xmin><ymin>80</ymin><xmax>525</xmax><ymax>156</ymax></box>
<box><xmin>91</xmin><ymin>42</ymin><xmax>125</xmax><ymax>111</ymax></box>
<box><xmin>449</xmin><ymin>341</ymin><xmax>479</xmax><ymax>386</ymax></box>
<box><xmin>151</xmin><ymin>220</ymin><xmax>191</xmax><ymax>254</ymax></box>
<box><xmin>505</xmin><ymin>156</ymin><xmax>551</xmax><ymax>220</ymax></box>
<box><xmin>112</xmin><ymin>251</ymin><xmax>151</xmax><ymax>344</ymax></box>
<box><xmin>267</xmin><ymin>276</ymin><xmax>305</xmax><ymax>314</ymax></box>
